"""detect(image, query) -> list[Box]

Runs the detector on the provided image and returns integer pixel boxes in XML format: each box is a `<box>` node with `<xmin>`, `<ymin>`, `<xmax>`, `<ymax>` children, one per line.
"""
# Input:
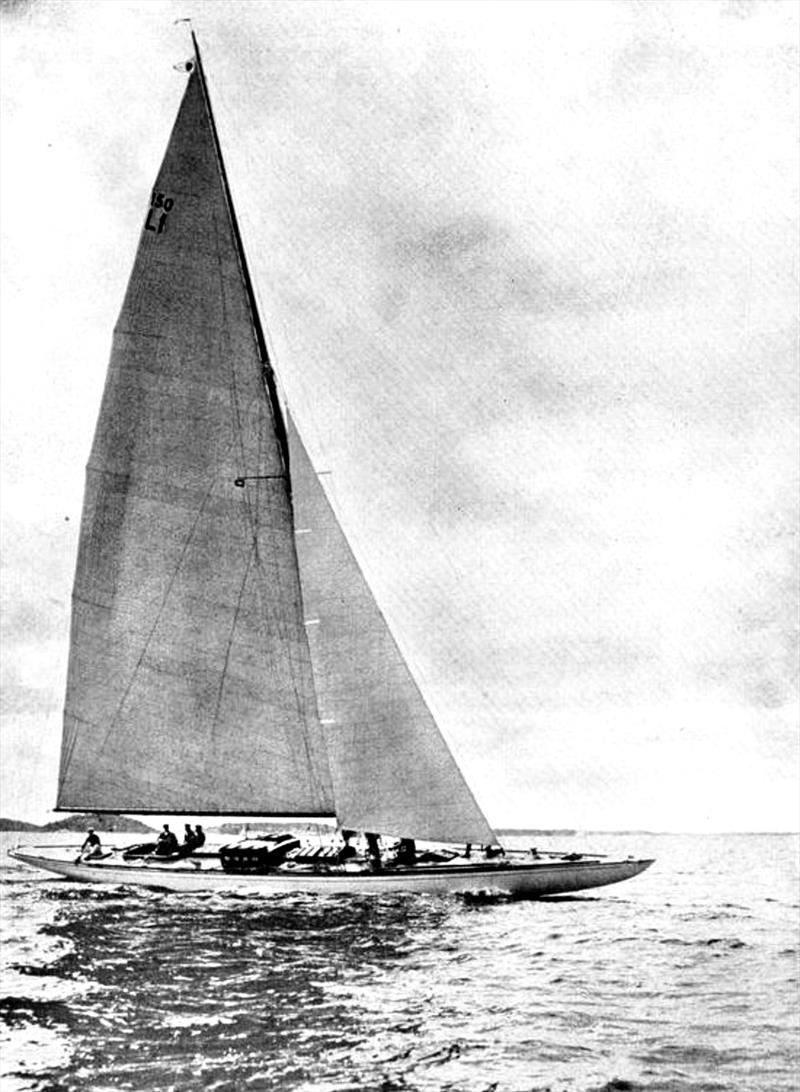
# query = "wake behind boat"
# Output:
<box><xmin>12</xmin><ymin>34</ymin><xmax>652</xmax><ymax>898</ymax></box>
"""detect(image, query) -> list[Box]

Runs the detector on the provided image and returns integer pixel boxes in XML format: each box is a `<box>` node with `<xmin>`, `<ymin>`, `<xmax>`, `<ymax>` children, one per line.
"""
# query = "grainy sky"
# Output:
<box><xmin>1</xmin><ymin>0</ymin><xmax>797</xmax><ymax>830</ymax></box>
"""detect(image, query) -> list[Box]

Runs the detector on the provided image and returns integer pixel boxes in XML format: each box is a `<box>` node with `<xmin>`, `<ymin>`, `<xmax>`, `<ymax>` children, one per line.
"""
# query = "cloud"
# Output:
<box><xmin>385</xmin><ymin>210</ymin><xmax>647</xmax><ymax>323</ymax></box>
<box><xmin>1</xmin><ymin>598</ymin><xmax>64</xmax><ymax>644</ymax></box>
<box><xmin>0</xmin><ymin>0</ymin><xmax>37</xmax><ymax>20</ymax></box>
<box><xmin>609</xmin><ymin>35</ymin><xmax>708</xmax><ymax>101</ymax></box>
<box><xmin>1</xmin><ymin>0</ymin><xmax>796</xmax><ymax>828</ymax></box>
<box><xmin>0</xmin><ymin>662</ymin><xmax>58</xmax><ymax>717</ymax></box>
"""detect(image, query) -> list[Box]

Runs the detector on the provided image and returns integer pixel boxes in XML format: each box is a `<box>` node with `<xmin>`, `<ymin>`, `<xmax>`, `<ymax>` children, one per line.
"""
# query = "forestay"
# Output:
<box><xmin>57</xmin><ymin>67</ymin><xmax>333</xmax><ymax>816</ymax></box>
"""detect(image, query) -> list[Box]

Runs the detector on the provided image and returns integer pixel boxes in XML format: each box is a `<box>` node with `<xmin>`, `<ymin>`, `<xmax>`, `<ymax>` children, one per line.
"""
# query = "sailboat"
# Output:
<box><xmin>11</xmin><ymin>36</ymin><xmax>653</xmax><ymax>898</ymax></box>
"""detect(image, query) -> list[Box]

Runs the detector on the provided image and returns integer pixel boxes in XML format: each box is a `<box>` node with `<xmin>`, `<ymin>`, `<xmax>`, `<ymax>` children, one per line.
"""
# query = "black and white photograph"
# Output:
<box><xmin>1</xmin><ymin>1</ymin><xmax>797</xmax><ymax>1089</ymax></box>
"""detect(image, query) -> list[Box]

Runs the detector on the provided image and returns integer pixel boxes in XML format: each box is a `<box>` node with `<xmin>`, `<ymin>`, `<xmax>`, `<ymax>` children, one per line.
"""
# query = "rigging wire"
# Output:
<box><xmin>195</xmin><ymin>36</ymin><xmax>334</xmax><ymax>813</ymax></box>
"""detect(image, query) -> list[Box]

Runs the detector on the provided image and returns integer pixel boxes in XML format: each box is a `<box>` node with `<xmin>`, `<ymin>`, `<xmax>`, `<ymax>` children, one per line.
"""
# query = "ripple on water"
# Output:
<box><xmin>1</xmin><ymin>834</ymin><xmax>798</xmax><ymax>1091</ymax></box>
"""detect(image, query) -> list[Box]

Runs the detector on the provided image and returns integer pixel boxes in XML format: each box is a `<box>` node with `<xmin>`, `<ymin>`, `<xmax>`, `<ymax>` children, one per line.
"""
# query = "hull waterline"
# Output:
<box><xmin>8</xmin><ymin>848</ymin><xmax>653</xmax><ymax>897</ymax></box>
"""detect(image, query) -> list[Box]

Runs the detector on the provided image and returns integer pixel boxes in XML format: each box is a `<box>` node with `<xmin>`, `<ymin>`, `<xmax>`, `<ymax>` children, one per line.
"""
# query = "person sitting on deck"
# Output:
<box><xmin>76</xmin><ymin>828</ymin><xmax>103</xmax><ymax>862</ymax></box>
<box><xmin>175</xmin><ymin>824</ymin><xmax>197</xmax><ymax>858</ymax></box>
<box><xmin>153</xmin><ymin>824</ymin><xmax>179</xmax><ymax>857</ymax></box>
<box><xmin>337</xmin><ymin>829</ymin><xmax>357</xmax><ymax>864</ymax></box>
<box><xmin>395</xmin><ymin>838</ymin><xmax>416</xmax><ymax>866</ymax></box>
<box><xmin>176</xmin><ymin>825</ymin><xmax>206</xmax><ymax>857</ymax></box>
<box><xmin>365</xmin><ymin>832</ymin><xmax>382</xmax><ymax>869</ymax></box>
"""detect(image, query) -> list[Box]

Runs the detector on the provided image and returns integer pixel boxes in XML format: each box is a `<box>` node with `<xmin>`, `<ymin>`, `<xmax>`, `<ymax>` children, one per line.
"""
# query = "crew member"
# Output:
<box><xmin>396</xmin><ymin>838</ymin><xmax>416</xmax><ymax>865</ymax></box>
<box><xmin>337</xmin><ymin>829</ymin><xmax>357</xmax><ymax>864</ymax></box>
<box><xmin>365</xmin><ymin>832</ymin><xmax>381</xmax><ymax>868</ymax></box>
<box><xmin>76</xmin><ymin>828</ymin><xmax>103</xmax><ymax>863</ymax></box>
<box><xmin>154</xmin><ymin>824</ymin><xmax>179</xmax><ymax>856</ymax></box>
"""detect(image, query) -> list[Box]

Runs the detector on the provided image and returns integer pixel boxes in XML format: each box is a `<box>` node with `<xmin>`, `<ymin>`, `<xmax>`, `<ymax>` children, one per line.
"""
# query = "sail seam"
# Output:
<box><xmin>233</xmin><ymin>490</ymin><xmax>331</xmax><ymax>807</ymax></box>
<box><xmin>71</xmin><ymin>593</ymin><xmax>112</xmax><ymax>611</ymax></box>
<box><xmin>58</xmin><ymin>715</ymin><xmax>82</xmax><ymax>800</ymax></box>
<box><xmin>86</xmin><ymin>477</ymin><xmax>219</xmax><ymax>775</ymax></box>
<box><xmin>209</xmin><ymin>540</ymin><xmax>255</xmax><ymax>742</ymax></box>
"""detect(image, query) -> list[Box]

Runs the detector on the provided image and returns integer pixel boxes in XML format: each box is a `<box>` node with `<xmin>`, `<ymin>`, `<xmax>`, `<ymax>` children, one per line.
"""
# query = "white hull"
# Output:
<box><xmin>9</xmin><ymin>847</ymin><xmax>653</xmax><ymax>897</ymax></box>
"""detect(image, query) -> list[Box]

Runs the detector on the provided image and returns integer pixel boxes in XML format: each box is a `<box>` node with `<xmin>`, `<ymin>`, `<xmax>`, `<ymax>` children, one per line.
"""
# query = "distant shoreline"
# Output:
<box><xmin>1</xmin><ymin>818</ymin><xmax>797</xmax><ymax>837</ymax></box>
<box><xmin>0</xmin><ymin>814</ymin><xmax>155</xmax><ymax>835</ymax></box>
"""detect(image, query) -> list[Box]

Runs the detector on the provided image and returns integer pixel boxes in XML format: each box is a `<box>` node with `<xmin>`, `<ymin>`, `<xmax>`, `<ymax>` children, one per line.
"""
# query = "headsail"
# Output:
<box><xmin>288</xmin><ymin>418</ymin><xmax>496</xmax><ymax>845</ymax></box>
<box><xmin>57</xmin><ymin>56</ymin><xmax>333</xmax><ymax>815</ymax></box>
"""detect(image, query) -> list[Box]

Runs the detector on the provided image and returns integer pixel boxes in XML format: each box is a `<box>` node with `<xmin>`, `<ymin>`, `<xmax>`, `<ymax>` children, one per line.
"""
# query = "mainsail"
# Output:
<box><xmin>57</xmin><ymin>41</ymin><xmax>495</xmax><ymax>845</ymax></box>
<box><xmin>57</xmin><ymin>58</ymin><xmax>333</xmax><ymax>815</ymax></box>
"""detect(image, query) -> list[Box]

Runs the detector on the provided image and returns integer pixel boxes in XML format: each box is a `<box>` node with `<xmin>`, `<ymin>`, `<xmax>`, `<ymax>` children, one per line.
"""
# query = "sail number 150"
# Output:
<box><xmin>145</xmin><ymin>191</ymin><xmax>176</xmax><ymax>235</ymax></box>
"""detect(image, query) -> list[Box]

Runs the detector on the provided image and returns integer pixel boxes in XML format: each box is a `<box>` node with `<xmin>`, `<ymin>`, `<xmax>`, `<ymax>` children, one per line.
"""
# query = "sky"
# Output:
<box><xmin>1</xmin><ymin>0</ymin><xmax>797</xmax><ymax>832</ymax></box>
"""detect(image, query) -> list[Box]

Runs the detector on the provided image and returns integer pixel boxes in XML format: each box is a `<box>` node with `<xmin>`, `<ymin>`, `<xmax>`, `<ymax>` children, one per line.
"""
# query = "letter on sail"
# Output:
<box><xmin>57</xmin><ymin>67</ymin><xmax>333</xmax><ymax>815</ymax></box>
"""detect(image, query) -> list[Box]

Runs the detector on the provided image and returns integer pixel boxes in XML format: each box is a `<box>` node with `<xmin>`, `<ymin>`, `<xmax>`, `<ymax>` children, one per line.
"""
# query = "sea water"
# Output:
<box><xmin>0</xmin><ymin>832</ymin><xmax>797</xmax><ymax>1092</ymax></box>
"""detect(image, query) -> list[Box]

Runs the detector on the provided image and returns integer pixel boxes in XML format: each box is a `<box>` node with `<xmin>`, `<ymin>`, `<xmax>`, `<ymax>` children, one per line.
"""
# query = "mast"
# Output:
<box><xmin>184</xmin><ymin>35</ymin><xmax>494</xmax><ymax>845</ymax></box>
<box><xmin>190</xmin><ymin>31</ymin><xmax>291</xmax><ymax>475</ymax></box>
